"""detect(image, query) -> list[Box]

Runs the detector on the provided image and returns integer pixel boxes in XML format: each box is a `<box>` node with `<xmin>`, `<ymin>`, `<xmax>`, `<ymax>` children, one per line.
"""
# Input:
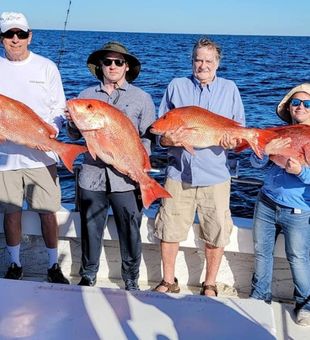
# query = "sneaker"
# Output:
<box><xmin>4</xmin><ymin>262</ymin><xmax>23</xmax><ymax>280</ymax></box>
<box><xmin>295</xmin><ymin>308</ymin><xmax>310</xmax><ymax>326</ymax></box>
<box><xmin>47</xmin><ymin>263</ymin><xmax>69</xmax><ymax>284</ymax></box>
<box><xmin>78</xmin><ymin>276</ymin><xmax>97</xmax><ymax>287</ymax></box>
<box><xmin>125</xmin><ymin>279</ymin><xmax>140</xmax><ymax>291</ymax></box>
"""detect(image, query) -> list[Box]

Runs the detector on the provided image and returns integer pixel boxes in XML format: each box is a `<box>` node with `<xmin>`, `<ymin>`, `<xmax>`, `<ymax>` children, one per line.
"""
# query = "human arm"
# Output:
<box><xmin>139</xmin><ymin>93</ymin><xmax>156</xmax><ymax>155</ymax></box>
<box><xmin>296</xmin><ymin>165</ymin><xmax>310</xmax><ymax>184</ymax></box>
<box><xmin>36</xmin><ymin>62</ymin><xmax>66</xmax><ymax>151</ymax></box>
<box><xmin>44</xmin><ymin>62</ymin><xmax>66</xmax><ymax>135</ymax></box>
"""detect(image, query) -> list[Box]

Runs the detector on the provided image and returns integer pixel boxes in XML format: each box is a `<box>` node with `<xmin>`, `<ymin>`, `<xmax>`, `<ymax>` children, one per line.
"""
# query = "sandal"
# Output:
<box><xmin>152</xmin><ymin>277</ymin><xmax>180</xmax><ymax>293</ymax></box>
<box><xmin>200</xmin><ymin>282</ymin><xmax>218</xmax><ymax>296</ymax></box>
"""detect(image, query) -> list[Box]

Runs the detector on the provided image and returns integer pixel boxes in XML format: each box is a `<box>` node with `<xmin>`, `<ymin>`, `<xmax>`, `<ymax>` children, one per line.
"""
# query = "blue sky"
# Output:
<box><xmin>1</xmin><ymin>0</ymin><xmax>309</xmax><ymax>36</ymax></box>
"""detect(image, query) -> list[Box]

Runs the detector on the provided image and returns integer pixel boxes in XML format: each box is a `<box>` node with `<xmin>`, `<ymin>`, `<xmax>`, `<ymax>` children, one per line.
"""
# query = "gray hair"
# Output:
<box><xmin>192</xmin><ymin>37</ymin><xmax>222</xmax><ymax>61</ymax></box>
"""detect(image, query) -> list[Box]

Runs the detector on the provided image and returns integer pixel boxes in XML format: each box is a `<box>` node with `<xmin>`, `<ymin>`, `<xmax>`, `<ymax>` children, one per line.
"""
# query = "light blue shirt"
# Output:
<box><xmin>159</xmin><ymin>75</ymin><xmax>245</xmax><ymax>186</ymax></box>
<box><xmin>251</xmin><ymin>154</ymin><xmax>310</xmax><ymax>210</ymax></box>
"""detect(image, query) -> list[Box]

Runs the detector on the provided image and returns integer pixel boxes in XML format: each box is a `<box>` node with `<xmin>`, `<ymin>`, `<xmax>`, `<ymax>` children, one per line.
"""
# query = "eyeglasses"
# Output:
<box><xmin>101</xmin><ymin>58</ymin><xmax>126</xmax><ymax>67</ymax></box>
<box><xmin>1</xmin><ymin>30</ymin><xmax>30</xmax><ymax>39</ymax></box>
<box><xmin>290</xmin><ymin>98</ymin><xmax>310</xmax><ymax>109</ymax></box>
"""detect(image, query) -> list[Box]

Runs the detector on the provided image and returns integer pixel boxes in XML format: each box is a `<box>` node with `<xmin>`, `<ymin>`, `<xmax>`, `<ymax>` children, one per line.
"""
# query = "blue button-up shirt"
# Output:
<box><xmin>159</xmin><ymin>75</ymin><xmax>245</xmax><ymax>186</ymax></box>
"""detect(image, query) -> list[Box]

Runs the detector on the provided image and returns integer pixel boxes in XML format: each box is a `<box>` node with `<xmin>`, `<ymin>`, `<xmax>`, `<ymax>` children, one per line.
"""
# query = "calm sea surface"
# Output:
<box><xmin>2</xmin><ymin>30</ymin><xmax>310</xmax><ymax>217</ymax></box>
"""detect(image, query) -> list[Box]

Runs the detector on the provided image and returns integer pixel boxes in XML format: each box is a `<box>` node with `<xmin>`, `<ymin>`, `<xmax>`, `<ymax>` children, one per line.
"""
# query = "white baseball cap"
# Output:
<box><xmin>0</xmin><ymin>12</ymin><xmax>30</xmax><ymax>33</ymax></box>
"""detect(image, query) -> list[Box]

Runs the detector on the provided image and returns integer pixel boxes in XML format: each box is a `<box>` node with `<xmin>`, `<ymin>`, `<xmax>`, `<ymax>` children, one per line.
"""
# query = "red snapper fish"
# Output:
<box><xmin>0</xmin><ymin>93</ymin><xmax>86</xmax><ymax>173</ymax></box>
<box><xmin>150</xmin><ymin>106</ymin><xmax>277</xmax><ymax>158</ymax></box>
<box><xmin>263</xmin><ymin>124</ymin><xmax>310</xmax><ymax>168</ymax></box>
<box><xmin>66</xmin><ymin>98</ymin><xmax>171</xmax><ymax>208</ymax></box>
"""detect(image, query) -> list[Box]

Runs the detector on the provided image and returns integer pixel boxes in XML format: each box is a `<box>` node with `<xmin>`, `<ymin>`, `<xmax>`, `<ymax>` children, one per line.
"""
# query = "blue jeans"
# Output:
<box><xmin>79</xmin><ymin>187</ymin><xmax>143</xmax><ymax>283</ymax></box>
<box><xmin>250</xmin><ymin>193</ymin><xmax>310</xmax><ymax>311</ymax></box>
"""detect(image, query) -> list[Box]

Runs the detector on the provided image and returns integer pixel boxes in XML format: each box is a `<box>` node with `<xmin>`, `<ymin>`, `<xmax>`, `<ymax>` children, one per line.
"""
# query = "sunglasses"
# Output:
<box><xmin>1</xmin><ymin>30</ymin><xmax>30</xmax><ymax>39</ymax></box>
<box><xmin>290</xmin><ymin>98</ymin><xmax>310</xmax><ymax>109</ymax></box>
<box><xmin>101</xmin><ymin>58</ymin><xmax>126</xmax><ymax>67</ymax></box>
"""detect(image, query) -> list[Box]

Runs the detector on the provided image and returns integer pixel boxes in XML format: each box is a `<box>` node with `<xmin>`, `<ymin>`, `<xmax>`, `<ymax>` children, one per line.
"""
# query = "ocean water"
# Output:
<box><xmin>2</xmin><ymin>30</ymin><xmax>310</xmax><ymax>217</ymax></box>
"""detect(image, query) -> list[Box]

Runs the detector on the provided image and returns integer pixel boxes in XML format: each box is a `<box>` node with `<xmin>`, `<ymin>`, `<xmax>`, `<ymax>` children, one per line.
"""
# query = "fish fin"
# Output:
<box><xmin>140</xmin><ymin>177</ymin><xmax>172</xmax><ymax>209</ymax></box>
<box><xmin>143</xmin><ymin>149</ymin><xmax>152</xmax><ymax>171</ymax></box>
<box><xmin>86</xmin><ymin>142</ymin><xmax>98</xmax><ymax>160</ymax></box>
<box><xmin>57</xmin><ymin>143</ymin><xmax>87</xmax><ymax>173</ymax></box>
<box><xmin>182</xmin><ymin>143</ymin><xmax>195</xmax><ymax>154</ymax></box>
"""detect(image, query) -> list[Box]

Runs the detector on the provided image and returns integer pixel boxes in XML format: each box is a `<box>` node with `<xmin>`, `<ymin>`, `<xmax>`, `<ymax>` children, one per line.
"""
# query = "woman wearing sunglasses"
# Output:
<box><xmin>66</xmin><ymin>42</ymin><xmax>156</xmax><ymax>290</ymax></box>
<box><xmin>250</xmin><ymin>83</ymin><xmax>310</xmax><ymax>326</ymax></box>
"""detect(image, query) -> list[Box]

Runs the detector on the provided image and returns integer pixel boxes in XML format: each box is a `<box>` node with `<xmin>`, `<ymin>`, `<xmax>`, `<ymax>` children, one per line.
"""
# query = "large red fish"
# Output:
<box><xmin>150</xmin><ymin>106</ymin><xmax>277</xmax><ymax>158</ymax></box>
<box><xmin>262</xmin><ymin>124</ymin><xmax>310</xmax><ymax>168</ymax></box>
<box><xmin>0</xmin><ymin>93</ymin><xmax>86</xmax><ymax>173</ymax></box>
<box><xmin>66</xmin><ymin>98</ymin><xmax>171</xmax><ymax>208</ymax></box>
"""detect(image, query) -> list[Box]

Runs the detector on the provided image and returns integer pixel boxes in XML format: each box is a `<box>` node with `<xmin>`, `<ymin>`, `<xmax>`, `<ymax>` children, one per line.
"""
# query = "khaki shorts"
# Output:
<box><xmin>154</xmin><ymin>178</ymin><xmax>233</xmax><ymax>247</ymax></box>
<box><xmin>0</xmin><ymin>165</ymin><xmax>61</xmax><ymax>213</ymax></box>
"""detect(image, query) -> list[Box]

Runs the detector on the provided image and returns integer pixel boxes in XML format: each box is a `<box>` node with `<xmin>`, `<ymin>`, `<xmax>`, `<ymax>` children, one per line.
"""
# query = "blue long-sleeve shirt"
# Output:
<box><xmin>251</xmin><ymin>153</ymin><xmax>310</xmax><ymax>210</ymax></box>
<box><xmin>159</xmin><ymin>75</ymin><xmax>245</xmax><ymax>186</ymax></box>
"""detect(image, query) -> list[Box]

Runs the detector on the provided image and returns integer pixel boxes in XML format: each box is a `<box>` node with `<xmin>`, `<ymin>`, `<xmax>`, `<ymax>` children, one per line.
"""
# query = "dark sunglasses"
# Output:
<box><xmin>1</xmin><ymin>30</ymin><xmax>30</xmax><ymax>39</ymax></box>
<box><xmin>290</xmin><ymin>98</ymin><xmax>310</xmax><ymax>109</ymax></box>
<box><xmin>101</xmin><ymin>58</ymin><xmax>126</xmax><ymax>67</ymax></box>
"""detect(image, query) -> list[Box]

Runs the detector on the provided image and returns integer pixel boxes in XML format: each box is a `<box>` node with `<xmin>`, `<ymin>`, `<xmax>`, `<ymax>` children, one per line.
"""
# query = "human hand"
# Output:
<box><xmin>35</xmin><ymin>144</ymin><xmax>52</xmax><ymax>152</ymax></box>
<box><xmin>285</xmin><ymin>157</ymin><xmax>302</xmax><ymax>175</ymax></box>
<box><xmin>64</xmin><ymin>108</ymin><xmax>73</xmax><ymax>122</ymax></box>
<box><xmin>219</xmin><ymin>133</ymin><xmax>242</xmax><ymax>149</ymax></box>
<box><xmin>161</xmin><ymin>126</ymin><xmax>187</xmax><ymax>147</ymax></box>
<box><xmin>265</xmin><ymin>137</ymin><xmax>291</xmax><ymax>155</ymax></box>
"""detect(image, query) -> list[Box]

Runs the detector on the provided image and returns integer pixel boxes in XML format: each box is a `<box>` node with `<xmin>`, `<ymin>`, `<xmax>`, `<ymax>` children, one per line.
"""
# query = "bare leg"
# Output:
<box><xmin>156</xmin><ymin>240</ymin><xmax>179</xmax><ymax>292</ymax></box>
<box><xmin>40</xmin><ymin>212</ymin><xmax>58</xmax><ymax>248</ymax></box>
<box><xmin>4</xmin><ymin>211</ymin><xmax>22</xmax><ymax>245</ymax></box>
<box><xmin>203</xmin><ymin>243</ymin><xmax>224</xmax><ymax>296</ymax></box>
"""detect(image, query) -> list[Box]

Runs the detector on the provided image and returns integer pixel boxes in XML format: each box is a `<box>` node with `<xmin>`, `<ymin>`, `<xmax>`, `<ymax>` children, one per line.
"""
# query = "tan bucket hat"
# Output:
<box><xmin>276</xmin><ymin>83</ymin><xmax>310</xmax><ymax>123</ymax></box>
<box><xmin>87</xmin><ymin>41</ymin><xmax>141</xmax><ymax>83</ymax></box>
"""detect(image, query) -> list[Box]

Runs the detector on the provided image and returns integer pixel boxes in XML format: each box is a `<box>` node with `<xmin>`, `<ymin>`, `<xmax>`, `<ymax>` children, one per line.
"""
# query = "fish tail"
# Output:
<box><xmin>140</xmin><ymin>177</ymin><xmax>172</xmax><ymax>209</ymax></box>
<box><xmin>58</xmin><ymin>143</ymin><xmax>87</xmax><ymax>173</ymax></box>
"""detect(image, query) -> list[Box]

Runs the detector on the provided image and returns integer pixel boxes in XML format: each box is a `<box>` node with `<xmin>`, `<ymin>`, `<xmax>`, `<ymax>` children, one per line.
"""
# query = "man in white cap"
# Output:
<box><xmin>0</xmin><ymin>12</ymin><xmax>69</xmax><ymax>284</ymax></box>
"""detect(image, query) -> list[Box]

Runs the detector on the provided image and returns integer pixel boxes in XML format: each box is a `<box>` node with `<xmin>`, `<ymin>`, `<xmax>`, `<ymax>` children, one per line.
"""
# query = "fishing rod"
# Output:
<box><xmin>57</xmin><ymin>0</ymin><xmax>72</xmax><ymax>68</ymax></box>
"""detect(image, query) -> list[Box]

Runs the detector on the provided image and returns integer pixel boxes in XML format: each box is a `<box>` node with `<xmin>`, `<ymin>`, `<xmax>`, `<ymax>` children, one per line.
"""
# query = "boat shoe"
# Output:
<box><xmin>152</xmin><ymin>277</ymin><xmax>180</xmax><ymax>293</ymax></box>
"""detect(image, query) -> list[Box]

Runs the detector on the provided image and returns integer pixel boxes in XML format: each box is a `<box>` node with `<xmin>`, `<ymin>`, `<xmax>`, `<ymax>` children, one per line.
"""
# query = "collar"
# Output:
<box><xmin>99</xmin><ymin>79</ymin><xmax>129</xmax><ymax>93</ymax></box>
<box><xmin>191</xmin><ymin>74</ymin><xmax>217</xmax><ymax>91</ymax></box>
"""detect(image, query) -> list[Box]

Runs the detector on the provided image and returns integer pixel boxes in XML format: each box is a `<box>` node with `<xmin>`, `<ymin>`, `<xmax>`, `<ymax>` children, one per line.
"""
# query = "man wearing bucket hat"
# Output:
<box><xmin>0</xmin><ymin>12</ymin><xmax>69</xmax><ymax>284</ymax></box>
<box><xmin>250</xmin><ymin>83</ymin><xmax>310</xmax><ymax>326</ymax></box>
<box><xmin>67</xmin><ymin>41</ymin><xmax>155</xmax><ymax>290</ymax></box>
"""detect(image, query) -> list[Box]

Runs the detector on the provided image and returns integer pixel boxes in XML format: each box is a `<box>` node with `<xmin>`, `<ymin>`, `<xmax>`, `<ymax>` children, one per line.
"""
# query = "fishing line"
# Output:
<box><xmin>57</xmin><ymin>0</ymin><xmax>72</xmax><ymax>68</ymax></box>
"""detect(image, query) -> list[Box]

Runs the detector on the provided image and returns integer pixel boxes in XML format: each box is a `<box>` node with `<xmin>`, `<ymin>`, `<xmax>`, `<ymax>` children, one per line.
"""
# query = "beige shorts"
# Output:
<box><xmin>154</xmin><ymin>178</ymin><xmax>233</xmax><ymax>247</ymax></box>
<box><xmin>0</xmin><ymin>165</ymin><xmax>61</xmax><ymax>213</ymax></box>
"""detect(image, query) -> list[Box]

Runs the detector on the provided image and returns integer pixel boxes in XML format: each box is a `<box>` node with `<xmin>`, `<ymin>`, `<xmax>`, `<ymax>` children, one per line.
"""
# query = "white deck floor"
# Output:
<box><xmin>0</xmin><ymin>277</ymin><xmax>309</xmax><ymax>340</ymax></box>
<box><xmin>0</xmin><ymin>278</ymin><xmax>277</xmax><ymax>340</ymax></box>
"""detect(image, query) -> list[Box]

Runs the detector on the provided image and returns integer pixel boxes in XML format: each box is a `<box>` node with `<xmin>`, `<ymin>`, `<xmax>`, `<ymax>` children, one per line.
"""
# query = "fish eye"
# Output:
<box><xmin>86</xmin><ymin>104</ymin><xmax>93</xmax><ymax>110</ymax></box>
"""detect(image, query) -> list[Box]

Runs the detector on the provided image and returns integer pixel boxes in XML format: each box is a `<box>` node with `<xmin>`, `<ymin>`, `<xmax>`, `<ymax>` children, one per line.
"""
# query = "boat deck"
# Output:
<box><xmin>0</xmin><ymin>277</ymin><xmax>308</xmax><ymax>340</ymax></box>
